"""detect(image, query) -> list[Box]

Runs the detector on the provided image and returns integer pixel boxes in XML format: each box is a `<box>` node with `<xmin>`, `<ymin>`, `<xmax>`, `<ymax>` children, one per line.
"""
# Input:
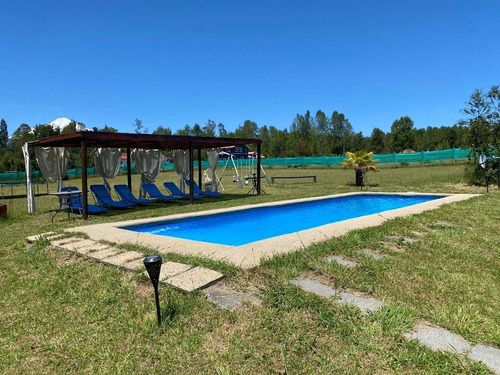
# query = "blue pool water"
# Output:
<box><xmin>124</xmin><ymin>194</ymin><xmax>443</xmax><ymax>246</ymax></box>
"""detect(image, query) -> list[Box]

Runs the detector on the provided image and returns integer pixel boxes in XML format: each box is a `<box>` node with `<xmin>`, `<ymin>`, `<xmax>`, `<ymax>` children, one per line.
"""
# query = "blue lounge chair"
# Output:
<box><xmin>61</xmin><ymin>186</ymin><xmax>108</xmax><ymax>215</ymax></box>
<box><xmin>114</xmin><ymin>184</ymin><xmax>155</xmax><ymax>205</ymax></box>
<box><xmin>163</xmin><ymin>182</ymin><xmax>203</xmax><ymax>200</ymax></box>
<box><xmin>185</xmin><ymin>180</ymin><xmax>223</xmax><ymax>198</ymax></box>
<box><xmin>90</xmin><ymin>184</ymin><xmax>135</xmax><ymax>209</ymax></box>
<box><xmin>142</xmin><ymin>183</ymin><xmax>182</xmax><ymax>202</ymax></box>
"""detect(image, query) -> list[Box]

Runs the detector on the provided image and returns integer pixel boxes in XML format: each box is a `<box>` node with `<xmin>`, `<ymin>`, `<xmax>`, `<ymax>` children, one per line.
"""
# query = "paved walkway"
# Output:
<box><xmin>27</xmin><ymin>233</ymin><xmax>224</xmax><ymax>293</ymax></box>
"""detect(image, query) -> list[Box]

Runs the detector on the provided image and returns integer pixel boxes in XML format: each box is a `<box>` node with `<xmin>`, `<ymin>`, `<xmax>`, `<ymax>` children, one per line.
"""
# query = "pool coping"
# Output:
<box><xmin>67</xmin><ymin>192</ymin><xmax>479</xmax><ymax>269</ymax></box>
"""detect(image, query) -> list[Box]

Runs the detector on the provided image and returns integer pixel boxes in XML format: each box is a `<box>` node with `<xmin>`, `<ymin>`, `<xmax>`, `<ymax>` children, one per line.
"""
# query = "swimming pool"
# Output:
<box><xmin>125</xmin><ymin>194</ymin><xmax>443</xmax><ymax>246</ymax></box>
<box><xmin>70</xmin><ymin>192</ymin><xmax>477</xmax><ymax>268</ymax></box>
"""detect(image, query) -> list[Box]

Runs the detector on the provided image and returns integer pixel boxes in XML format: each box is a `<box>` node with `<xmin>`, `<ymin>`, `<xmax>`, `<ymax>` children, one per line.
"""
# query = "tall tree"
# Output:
<box><xmin>314</xmin><ymin>110</ymin><xmax>330</xmax><ymax>136</ymax></box>
<box><xmin>191</xmin><ymin>123</ymin><xmax>204</xmax><ymax>136</ymax></box>
<box><xmin>134</xmin><ymin>118</ymin><xmax>148</xmax><ymax>134</ymax></box>
<box><xmin>330</xmin><ymin>111</ymin><xmax>353</xmax><ymax>155</ymax></box>
<box><xmin>369</xmin><ymin>128</ymin><xmax>386</xmax><ymax>154</ymax></box>
<box><xmin>259</xmin><ymin>125</ymin><xmax>272</xmax><ymax>157</ymax></box>
<box><xmin>152</xmin><ymin>125</ymin><xmax>172</xmax><ymax>135</ymax></box>
<box><xmin>176</xmin><ymin>124</ymin><xmax>192</xmax><ymax>136</ymax></box>
<box><xmin>234</xmin><ymin>120</ymin><xmax>258</xmax><ymax>139</ymax></box>
<box><xmin>217</xmin><ymin>123</ymin><xmax>228</xmax><ymax>137</ymax></box>
<box><xmin>0</xmin><ymin>118</ymin><xmax>8</xmax><ymax>148</ymax></box>
<box><xmin>33</xmin><ymin>124</ymin><xmax>60</xmax><ymax>139</ymax></box>
<box><xmin>459</xmin><ymin>85</ymin><xmax>500</xmax><ymax>184</ymax></box>
<box><xmin>390</xmin><ymin>116</ymin><xmax>415</xmax><ymax>152</ymax></box>
<box><xmin>203</xmin><ymin>119</ymin><xmax>216</xmax><ymax>137</ymax></box>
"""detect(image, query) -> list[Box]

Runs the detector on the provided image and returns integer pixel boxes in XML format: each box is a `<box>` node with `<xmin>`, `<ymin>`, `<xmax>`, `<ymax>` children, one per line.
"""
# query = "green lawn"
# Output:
<box><xmin>0</xmin><ymin>163</ymin><xmax>498</xmax><ymax>374</ymax></box>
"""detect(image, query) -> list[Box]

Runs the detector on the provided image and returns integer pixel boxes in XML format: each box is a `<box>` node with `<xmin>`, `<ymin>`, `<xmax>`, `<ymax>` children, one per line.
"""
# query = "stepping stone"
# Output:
<box><xmin>328</xmin><ymin>256</ymin><xmax>358</xmax><ymax>268</ymax></box>
<box><xmin>434</xmin><ymin>221</ymin><xmax>457</xmax><ymax>228</ymax></box>
<box><xmin>60</xmin><ymin>239</ymin><xmax>98</xmax><ymax>251</ymax></box>
<box><xmin>337</xmin><ymin>292</ymin><xmax>383</xmax><ymax>312</ymax></box>
<box><xmin>361</xmin><ymin>250</ymin><xmax>385</xmax><ymax>260</ymax></box>
<box><xmin>291</xmin><ymin>279</ymin><xmax>383</xmax><ymax>312</ymax></box>
<box><xmin>404</xmin><ymin>325</ymin><xmax>471</xmax><ymax>354</ymax></box>
<box><xmin>123</xmin><ymin>258</ymin><xmax>147</xmax><ymax>271</ymax></box>
<box><xmin>74</xmin><ymin>243</ymin><xmax>110</xmax><ymax>255</ymax></box>
<box><xmin>101</xmin><ymin>251</ymin><xmax>144</xmax><ymax>267</ymax></box>
<box><xmin>165</xmin><ymin>267</ymin><xmax>224</xmax><ymax>293</ymax></box>
<box><xmin>87</xmin><ymin>247</ymin><xmax>121</xmax><ymax>261</ymax></box>
<box><xmin>290</xmin><ymin>279</ymin><xmax>337</xmax><ymax>298</ymax></box>
<box><xmin>205</xmin><ymin>285</ymin><xmax>261</xmax><ymax>310</ymax></box>
<box><xmin>50</xmin><ymin>238</ymin><xmax>75</xmax><ymax>247</ymax></box>
<box><xmin>26</xmin><ymin>232</ymin><xmax>56</xmax><ymax>243</ymax></box>
<box><xmin>158</xmin><ymin>262</ymin><xmax>192</xmax><ymax>281</ymax></box>
<box><xmin>468</xmin><ymin>344</ymin><xmax>500</xmax><ymax>374</ymax></box>
<box><xmin>401</xmin><ymin>237</ymin><xmax>417</xmax><ymax>245</ymax></box>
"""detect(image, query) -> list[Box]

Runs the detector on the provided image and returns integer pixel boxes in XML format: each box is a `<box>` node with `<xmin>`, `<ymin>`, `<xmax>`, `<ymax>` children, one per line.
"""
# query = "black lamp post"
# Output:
<box><xmin>143</xmin><ymin>255</ymin><xmax>162</xmax><ymax>325</ymax></box>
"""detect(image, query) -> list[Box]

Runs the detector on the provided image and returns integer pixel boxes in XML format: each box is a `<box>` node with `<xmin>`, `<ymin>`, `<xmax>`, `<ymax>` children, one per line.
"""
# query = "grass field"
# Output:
<box><xmin>0</xmin><ymin>162</ymin><xmax>499</xmax><ymax>374</ymax></box>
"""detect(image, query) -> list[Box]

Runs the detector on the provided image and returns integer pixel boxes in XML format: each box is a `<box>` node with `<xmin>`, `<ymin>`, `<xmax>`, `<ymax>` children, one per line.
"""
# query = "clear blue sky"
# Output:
<box><xmin>1</xmin><ymin>0</ymin><xmax>498</xmax><ymax>136</ymax></box>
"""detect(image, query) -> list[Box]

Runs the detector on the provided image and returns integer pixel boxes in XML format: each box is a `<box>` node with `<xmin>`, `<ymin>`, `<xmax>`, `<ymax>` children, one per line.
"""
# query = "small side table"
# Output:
<box><xmin>49</xmin><ymin>190</ymin><xmax>82</xmax><ymax>222</ymax></box>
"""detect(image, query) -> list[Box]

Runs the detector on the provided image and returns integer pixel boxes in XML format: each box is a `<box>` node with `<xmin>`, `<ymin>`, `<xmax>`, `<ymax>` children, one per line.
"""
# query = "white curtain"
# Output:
<box><xmin>207</xmin><ymin>148</ymin><xmax>220</xmax><ymax>192</ymax></box>
<box><xmin>22</xmin><ymin>143</ymin><xmax>36</xmax><ymax>213</ymax></box>
<box><xmin>131</xmin><ymin>148</ymin><xmax>162</xmax><ymax>198</ymax></box>
<box><xmin>34</xmin><ymin>146</ymin><xmax>69</xmax><ymax>192</ymax></box>
<box><xmin>172</xmin><ymin>150</ymin><xmax>190</xmax><ymax>192</ymax></box>
<box><xmin>94</xmin><ymin>148</ymin><xmax>121</xmax><ymax>193</ymax></box>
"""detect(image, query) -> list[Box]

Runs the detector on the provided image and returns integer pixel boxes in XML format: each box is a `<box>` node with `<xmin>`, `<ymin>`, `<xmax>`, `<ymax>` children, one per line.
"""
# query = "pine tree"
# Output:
<box><xmin>0</xmin><ymin>118</ymin><xmax>8</xmax><ymax>148</ymax></box>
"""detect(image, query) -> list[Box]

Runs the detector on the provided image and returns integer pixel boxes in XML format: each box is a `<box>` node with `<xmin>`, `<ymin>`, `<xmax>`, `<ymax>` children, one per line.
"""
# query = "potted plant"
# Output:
<box><xmin>341</xmin><ymin>151</ymin><xmax>379</xmax><ymax>186</ymax></box>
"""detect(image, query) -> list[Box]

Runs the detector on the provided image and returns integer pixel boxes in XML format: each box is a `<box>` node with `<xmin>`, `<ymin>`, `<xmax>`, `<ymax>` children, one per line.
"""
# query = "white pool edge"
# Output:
<box><xmin>67</xmin><ymin>192</ymin><xmax>479</xmax><ymax>269</ymax></box>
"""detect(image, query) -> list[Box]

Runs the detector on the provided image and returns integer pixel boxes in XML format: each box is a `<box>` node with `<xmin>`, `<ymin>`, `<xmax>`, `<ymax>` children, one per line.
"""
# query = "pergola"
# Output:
<box><xmin>27</xmin><ymin>131</ymin><xmax>262</xmax><ymax>219</ymax></box>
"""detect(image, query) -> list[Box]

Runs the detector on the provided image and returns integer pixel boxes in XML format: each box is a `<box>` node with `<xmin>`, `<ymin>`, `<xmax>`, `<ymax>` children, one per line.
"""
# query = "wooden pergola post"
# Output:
<box><xmin>257</xmin><ymin>143</ymin><xmax>261</xmax><ymax>195</ymax></box>
<box><xmin>126</xmin><ymin>148</ymin><xmax>132</xmax><ymax>190</ymax></box>
<box><xmin>80</xmin><ymin>139</ymin><xmax>88</xmax><ymax>220</ymax></box>
<box><xmin>197</xmin><ymin>147</ymin><xmax>202</xmax><ymax>188</ymax></box>
<box><xmin>189</xmin><ymin>142</ymin><xmax>194</xmax><ymax>205</ymax></box>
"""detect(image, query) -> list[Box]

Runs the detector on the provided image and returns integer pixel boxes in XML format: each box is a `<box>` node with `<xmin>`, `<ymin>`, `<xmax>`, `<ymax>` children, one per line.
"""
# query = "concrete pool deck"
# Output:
<box><xmin>67</xmin><ymin>192</ymin><xmax>478</xmax><ymax>269</ymax></box>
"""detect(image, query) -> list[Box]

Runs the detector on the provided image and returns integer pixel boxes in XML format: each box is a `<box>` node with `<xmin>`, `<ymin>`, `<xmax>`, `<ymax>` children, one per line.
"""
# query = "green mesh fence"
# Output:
<box><xmin>0</xmin><ymin>148</ymin><xmax>469</xmax><ymax>183</ymax></box>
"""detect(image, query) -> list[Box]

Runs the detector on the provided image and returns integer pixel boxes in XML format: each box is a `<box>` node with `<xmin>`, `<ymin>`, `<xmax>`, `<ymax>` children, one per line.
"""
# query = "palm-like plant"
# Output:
<box><xmin>341</xmin><ymin>151</ymin><xmax>379</xmax><ymax>186</ymax></box>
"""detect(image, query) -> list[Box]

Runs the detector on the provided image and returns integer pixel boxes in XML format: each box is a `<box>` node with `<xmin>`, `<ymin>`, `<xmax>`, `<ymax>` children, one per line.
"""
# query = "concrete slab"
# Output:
<box><xmin>205</xmin><ymin>285</ymin><xmax>261</xmax><ymax>310</ymax></box>
<box><xmin>50</xmin><ymin>238</ymin><xmax>76</xmax><ymax>247</ymax></box>
<box><xmin>328</xmin><ymin>256</ymin><xmax>358</xmax><ymax>268</ymax></box>
<box><xmin>26</xmin><ymin>232</ymin><xmax>56</xmax><ymax>243</ymax></box>
<box><xmin>361</xmin><ymin>250</ymin><xmax>385</xmax><ymax>260</ymax></box>
<box><xmin>60</xmin><ymin>239</ymin><xmax>97</xmax><ymax>251</ymax></box>
<box><xmin>433</xmin><ymin>221</ymin><xmax>458</xmax><ymax>228</ymax></box>
<box><xmin>338</xmin><ymin>292</ymin><xmax>383</xmax><ymax>312</ymax></box>
<box><xmin>87</xmin><ymin>247</ymin><xmax>121</xmax><ymax>261</ymax></box>
<box><xmin>468</xmin><ymin>344</ymin><xmax>500</xmax><ymax>374</ymax></box>
<box><xmin>158</xmin><ymin>262</ymin><xmax>192</xmax><ymax>281</ymax></box>
<box><xmin>404</xmin><ymin>326</ymin><xmax>471</xmax><ymax>354</ymax></box>
<box><xmin>101</xmin><ymin>251</ymin><xmax>144</xmax><ymax>267</ymax></box>
<box><xmin>165</xmin><ymin>267</ymin><xmax>224</xmax><ymax>293</ymax></box>
<box><xmin>73</xmin><ymin>243</ymin><xmax>110</xmax><ymax>255</ymax></box>
<box><xmin>290</xmin><ymin>279</ymin><xmax>337</xmax><ymax>298</ymax></box>
<box><xmin>122</xmin><ymin>258</ymin><xmax>146</xmax><ymax>271</ymax></box>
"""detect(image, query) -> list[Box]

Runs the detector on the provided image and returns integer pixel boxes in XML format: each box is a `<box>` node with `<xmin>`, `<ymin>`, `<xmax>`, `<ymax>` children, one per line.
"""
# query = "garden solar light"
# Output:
<box><xmin>143</xmin><ymin>255</ymin><xmax>162</xmax><ymax>325</ymax></box>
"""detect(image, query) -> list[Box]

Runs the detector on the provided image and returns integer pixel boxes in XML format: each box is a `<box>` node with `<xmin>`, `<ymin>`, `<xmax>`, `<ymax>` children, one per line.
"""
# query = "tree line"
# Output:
<box><xmin>1</xmin><ymin>86</ymin><xmax>498</xmax><ymax>179</ymax></box>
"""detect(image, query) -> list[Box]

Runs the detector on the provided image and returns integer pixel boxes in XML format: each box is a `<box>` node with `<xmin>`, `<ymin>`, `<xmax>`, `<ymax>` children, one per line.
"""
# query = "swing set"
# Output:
<box><xmin>216</xmin><ymin>151</ymin><xmax>270</xmax><ymax>191</ymax></box>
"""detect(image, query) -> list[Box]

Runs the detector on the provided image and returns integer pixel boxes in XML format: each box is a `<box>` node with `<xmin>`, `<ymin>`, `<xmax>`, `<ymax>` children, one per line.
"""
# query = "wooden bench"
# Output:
<box><xmin>271</xmin><ymin>175</ymin><xmax>317</xmax><ymax>183</ymax></box>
